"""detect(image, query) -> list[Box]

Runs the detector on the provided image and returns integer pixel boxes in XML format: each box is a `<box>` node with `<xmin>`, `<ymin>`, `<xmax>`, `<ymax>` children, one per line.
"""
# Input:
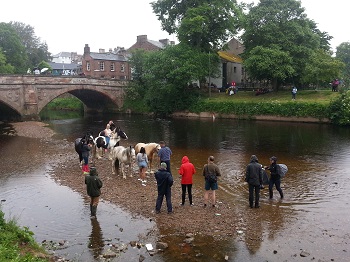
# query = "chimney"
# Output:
<box><xmin>84</xmin><ymin>44</ymin><xmax>90</xmax><ymax>54</ymax></box>
<box><xmin>99</xmin><ymin>48</ymin><xmax>105</xmax><ymax>53</ymax></box>
<box><xmin>109</xmin><ymin>48</ymin><xmax>112</xmax><ymax>53</ymax></box>
<box><xmin>159</xmin><ymin>39</ymin><xmax>170</xmax><ymax>46</ymax></box>
<box><xmin>137</xmin><ymin>35</ymin><xmax>148</xmax><ymax>44</ymax></box>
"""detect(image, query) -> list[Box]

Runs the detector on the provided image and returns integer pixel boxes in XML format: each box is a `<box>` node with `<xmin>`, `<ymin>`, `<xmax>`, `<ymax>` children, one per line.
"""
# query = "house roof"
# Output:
<box><xmin>218</xmin><ymin>51</ymin><xmax>243</xmax><ymax>63</ymax></box>
<box><xmin>52</xmin><ymin>52</ymin><xmax>73</xmax><ymax>58</ymax></box>
<box><xmin>48</xmin><ymin>62</ymin><xmax>80</xmax><ymax>70</ymax></box>
<box><xmin>147</xmin><ymin>39</ymin><xmax>165</xmax><ymax>49</ymax></box>
<box><xmin>89</xmin><ymin>52</ymin><xmax>128</xmax><ymax>62</ymax></box>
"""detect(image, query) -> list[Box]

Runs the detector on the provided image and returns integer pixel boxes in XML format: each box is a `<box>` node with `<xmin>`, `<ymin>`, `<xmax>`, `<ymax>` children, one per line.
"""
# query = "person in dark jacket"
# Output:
<box><xmin>245</xmin><ymin>155</ymin><xmax>263</xmax><ymax>208</ymax></box>
<box><xmin>81</xmin><ymin>138</ymin><xmax>92</xmax><ymax>174</ymax></box>
<box><xmin>155</xmin><ymin>162</ymin><xmax>174</xmax><ymax>214</ymax></box>
<box><xmin>85</xmin><ymin>167</ymin><xmax>103</xmax><ymax>218</ymax></box>
<box><xmin>264</xmin><ymin>156</ymin><xmax>284</xmax><ymax>199</ymax></box>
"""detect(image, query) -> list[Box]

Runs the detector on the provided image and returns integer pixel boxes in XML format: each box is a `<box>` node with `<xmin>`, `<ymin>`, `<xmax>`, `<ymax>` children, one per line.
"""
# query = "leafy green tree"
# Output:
<box><xmin>301</xmin><ymin>49</ymin><xmax>344</xmax><ymax>87</ymax></box>
<box><xmin>128</xmin><ymin>44</ymin><xmax>219</xmax><ymax>115</ymax></box>
<box><xmin>0</xmin><ymin>22</ymin><xmax>29</xmax><ymax>73</ymax></box>
<box><xmin>0</xmin><ymin>49</ymin><xmax>14</xmax><ymax>73</ymax></box>
<box><xmin>241</xmin><ymin>0</ymin><xmax>330</xmax><ymax>89</ymax></box>
<box><xmin>9</xmin><ymin>22</ymin><xmax>51</xmax><ymax>68</ymax></box>
<box><xmin>152</xmin><ymin>0</ymin><xmax>242</xmax><ymax>51</ymax></box>
<box><xmin>336</xmin><ymin>42</ymin><xmax>350</xmax><ymax>83</ymax></box>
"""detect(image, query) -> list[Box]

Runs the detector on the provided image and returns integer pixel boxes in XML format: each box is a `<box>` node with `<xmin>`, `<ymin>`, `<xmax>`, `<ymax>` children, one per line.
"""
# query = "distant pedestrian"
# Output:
<box><xmin>178</xmin><ymin>156</ymin><xmax>196</xmax><ymax>206</ymax></box>
<box><xmin>158</xmin><ymin>141</ymin><xmax>172</xmax><ymax>173</ymax></box>
<box><xmin>202</xmin><ymin>156</ymin><xmax>221</xmax><ymax>207</ymax></box>
<box><xmin>291</xmin><ymin>86</ymin><xmax>297</xmax><ymax>100</ymax></box>
<box><xmin>245</xmin><ymin>155</ymin><xmax>263</xmax><ymax>208</ymax></box>
<box><xmin>155</xmin><ymin>162</ymin><xmax>174</xmax><ymax>214</ymax></box>
<box><xmin>85</xmin><ymin>167</ymin><xmax>103</xmax><ymax>219</ymax></box>
<box><xmin>264</xmin><ymin>156</ymin><xmax>284</xmax><ymax>199</ymax></box>
<box><xmin>331</xmin><ymin>79</ymin><xmax>339</xmax><ymax>92</ymax></box>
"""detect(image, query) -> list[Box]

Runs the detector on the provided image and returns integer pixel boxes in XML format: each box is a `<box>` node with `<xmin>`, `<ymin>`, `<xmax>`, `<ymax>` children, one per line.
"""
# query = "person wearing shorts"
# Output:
<box><xmin>202</xmin><ymin>156</ymin><xmax>221</xmax><ymax>207</ymax></box>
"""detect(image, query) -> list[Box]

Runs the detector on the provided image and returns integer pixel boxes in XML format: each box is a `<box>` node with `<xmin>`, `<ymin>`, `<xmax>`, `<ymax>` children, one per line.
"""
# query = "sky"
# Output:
<box><xmin>0</xmin><ymin>0</ymin><xmax>349</xmax><ymax>55</ymax></box>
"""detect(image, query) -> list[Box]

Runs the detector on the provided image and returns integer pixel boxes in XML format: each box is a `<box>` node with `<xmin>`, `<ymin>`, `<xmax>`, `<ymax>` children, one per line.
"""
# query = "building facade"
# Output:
<box><xmin>82</xmin><ymin>45</ymin><xmax>130</xmax><ymax>79</ymax></box>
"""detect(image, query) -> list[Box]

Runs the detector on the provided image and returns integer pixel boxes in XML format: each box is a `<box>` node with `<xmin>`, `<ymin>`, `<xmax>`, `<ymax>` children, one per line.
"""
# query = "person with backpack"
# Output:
<box><xmin>202</xmin><ymin>156</ymin><xmax>221</xmax><ymax>207</ymax></box>
<box><xmin>245</xmin><ymin>155</ymin><xmax>263</xmax><ymax>208</ymax></box>
<box><xmin>264</xmin><ymin>156</ymin><xmax>284</xmax><ymax>199</ymax></box>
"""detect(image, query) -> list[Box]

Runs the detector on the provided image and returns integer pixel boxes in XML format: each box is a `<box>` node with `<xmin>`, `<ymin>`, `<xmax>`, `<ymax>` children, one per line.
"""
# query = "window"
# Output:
<box><xmin>234</xmin><ymin>67</ymin><xmax>237</xmax><ymax>73</ymax></box>
<box><xmin>120</xmin><ymin>64</ymin><xmax>125</xmax><ymax>73</ymax></box>
<box><xmin>99</xmin><ymin>61</ymin><xmax>105</xmax><ymax>71</ymax></box>
<box><xmin>110</xmin><ymin>63</ymin><xmax>115</xmax><ymax>71</ymax></box>
<box><xmin>120</xmin><ymin>75</ymin><xmax>127</xmax><ymax>80</ymax></box>
<box><xmin>86</xmin><ymin>61</ymin><xmax>90</xmax><ymax>71</ymax></box>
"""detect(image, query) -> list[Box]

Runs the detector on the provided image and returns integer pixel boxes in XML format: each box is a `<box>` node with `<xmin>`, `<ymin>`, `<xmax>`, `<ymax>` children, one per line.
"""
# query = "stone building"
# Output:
<box><xmin>81</xmin><ymin>45</ymin><xmax>130</xmax><ymax>80</ymax></box>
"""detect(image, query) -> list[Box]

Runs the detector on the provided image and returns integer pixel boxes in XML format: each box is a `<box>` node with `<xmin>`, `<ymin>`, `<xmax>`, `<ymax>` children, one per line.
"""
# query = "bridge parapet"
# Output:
<box><xmin>0</xmin><ymin>75</ymin><xmax>128</xmax><ymax>120</ymax></box>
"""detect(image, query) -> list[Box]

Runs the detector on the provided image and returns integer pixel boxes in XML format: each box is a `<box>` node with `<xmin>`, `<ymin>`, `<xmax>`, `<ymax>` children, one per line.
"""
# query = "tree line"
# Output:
<box><xmin>126</xmin><ymin>0</ymin><xmax>350</xmax><ymax>115</ymax></box>
<box><xmin>0</xmin><ymin>21</ymin><xmax>50</xmax><ymax>74</ymax></box>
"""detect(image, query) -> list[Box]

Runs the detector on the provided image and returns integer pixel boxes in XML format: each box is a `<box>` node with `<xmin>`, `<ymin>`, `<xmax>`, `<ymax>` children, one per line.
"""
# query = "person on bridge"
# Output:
<box><xmin>85</xmin><ymin>167</ymin><xmax>103</xmax><ymax>219</ymax></box>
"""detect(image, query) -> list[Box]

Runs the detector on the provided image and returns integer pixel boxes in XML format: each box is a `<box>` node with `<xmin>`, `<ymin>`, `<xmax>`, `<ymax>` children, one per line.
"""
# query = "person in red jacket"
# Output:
<box><xmin>178</xmin><ymin>156</ymin><xmax>196</xmax><ymax>206</ymax></box>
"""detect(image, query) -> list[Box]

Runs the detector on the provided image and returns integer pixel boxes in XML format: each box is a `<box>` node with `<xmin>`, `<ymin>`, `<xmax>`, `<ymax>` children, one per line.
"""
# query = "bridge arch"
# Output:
<box><xmin>0</xmin><ymin>75</ymin><xmax>127</xmax><ymax>120</ymax></box>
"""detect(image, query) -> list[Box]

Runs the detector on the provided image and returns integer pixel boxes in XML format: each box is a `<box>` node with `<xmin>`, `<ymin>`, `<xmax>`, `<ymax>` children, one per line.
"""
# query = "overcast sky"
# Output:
<box><xmin>0</xmin><ymin>0</ymin><xmax>348</xmax><ymax>55</ymax></box>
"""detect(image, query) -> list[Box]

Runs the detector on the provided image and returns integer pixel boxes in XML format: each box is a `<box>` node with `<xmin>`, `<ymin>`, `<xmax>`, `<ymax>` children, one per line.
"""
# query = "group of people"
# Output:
<box><xmin>245</xmin><ymin>155</ymin><xmax>284</xmax><ymax>208</ymax></box>
<box><xmin>84</xmin><ymin>131</ymin><xmax>283</xmax><ymax>218</ymax></box>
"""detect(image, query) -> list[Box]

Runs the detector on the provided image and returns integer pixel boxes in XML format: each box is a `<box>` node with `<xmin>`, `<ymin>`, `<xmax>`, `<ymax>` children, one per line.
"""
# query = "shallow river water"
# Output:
<box><xmin>1</xmin><ymin>114</ymin><xmax>350</xmax><ymax>261</ymax></box>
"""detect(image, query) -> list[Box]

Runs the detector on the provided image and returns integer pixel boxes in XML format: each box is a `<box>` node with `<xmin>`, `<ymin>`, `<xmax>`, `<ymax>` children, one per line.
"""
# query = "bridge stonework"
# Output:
<box><xmin>0</xmin><ymin>75</ymin><xmax>127</xmax><ymax>120</ymax></box>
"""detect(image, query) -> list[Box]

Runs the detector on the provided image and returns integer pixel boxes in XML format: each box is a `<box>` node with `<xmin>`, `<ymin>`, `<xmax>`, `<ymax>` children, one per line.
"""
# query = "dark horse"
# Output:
<box><xmin>74</xmin><ymin>132</ymin><xmax>94</xmax><ymax>166</ymax></box>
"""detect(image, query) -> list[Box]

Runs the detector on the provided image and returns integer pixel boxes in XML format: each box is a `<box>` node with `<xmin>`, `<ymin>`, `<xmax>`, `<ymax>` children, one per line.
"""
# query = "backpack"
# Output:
<box><xmin>205</xmin><ymin>165</ymin><xmax>217</xmax><ymax>183</ymax></box>
<box><xmin>277</xmin><ymin>164</ymin><xmax>288</xmax><ymax>178</ymax></box>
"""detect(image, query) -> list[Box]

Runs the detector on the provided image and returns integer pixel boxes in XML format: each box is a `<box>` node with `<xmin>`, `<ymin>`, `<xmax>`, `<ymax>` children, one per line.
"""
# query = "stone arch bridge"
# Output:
<box><xmin>0</xmin><ymin>75</ymin><xmax>127</xmax><ymax>120</ymax></box>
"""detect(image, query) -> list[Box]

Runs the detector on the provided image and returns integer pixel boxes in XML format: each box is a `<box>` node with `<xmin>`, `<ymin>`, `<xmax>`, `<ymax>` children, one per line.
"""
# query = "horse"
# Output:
<box><xmin>134</xmin><ymin>143</ymin><xmax>161</xmax><ymax>173</ymax></box>
<box><xmin>74</xmin><ymin>132</ymin><xmax>94</xmax><ymax>167</ymax></box>
<box><xmin>110</xmin><ymin>145</ymin><xmax>136</xmax><ymax>179</ymax></box>
<box><xmin>92</xmin><ymin>127</ymin><xmax>128</xmax><ymax>160</ymax></box>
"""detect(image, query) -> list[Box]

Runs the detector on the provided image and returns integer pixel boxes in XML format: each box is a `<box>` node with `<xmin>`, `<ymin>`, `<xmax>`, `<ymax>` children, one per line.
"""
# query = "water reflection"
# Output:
<box><xmin>3</xmin><ymin>113</ymin><xmax>350</xmax><ymax>261</ymax></box>
<box><xmin>89</xmin><ymin>218</ymin><xmax>104</xmax><ymax>259</ymax></box>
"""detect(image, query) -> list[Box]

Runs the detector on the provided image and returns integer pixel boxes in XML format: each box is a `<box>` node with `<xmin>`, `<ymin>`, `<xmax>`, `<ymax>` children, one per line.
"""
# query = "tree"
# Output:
<box><xmin>152</xmin><ymin>0</ymin><xmax>242</xmax><ymax>51</ymax></box>
<box><xmin>0</xmin><ymin>22</ymin><xmax>29</xmax><ymax>73</ymax></box>
<box><xmin>9</xmin><ymin>22</ymin><xmax>51</xmax><ymax>68</ymax></box>
<box><xmin>0</xmin><ymin>49</ymin><xmax>14</xmax><ymax>73</ymax></box>
<box><xmin>241</xmin><ymin>0</ymin><xmax>330</xmax><ymax>89</ymax></box>
<box><xmin>127</xmin><ymin>44</ymin><xmax>219</xmax><ymax>115</ymax></box>
<box><xmin>336</xmin><ymin>42</ymin><xmax>350</xmax><ymax>83</ymax></box>
<box><xmin>301</xmin><ymin>49</ymin><xmax>344</xmax><ymax>87</ymax></box>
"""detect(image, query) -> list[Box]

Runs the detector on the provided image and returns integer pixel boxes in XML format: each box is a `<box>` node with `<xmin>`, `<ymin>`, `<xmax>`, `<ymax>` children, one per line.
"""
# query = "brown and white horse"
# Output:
<box><xmin>110</xmin><ymin>145</ymin><xmax>136</xmax><ymax>179</ymax></box>
<box><xmin>134</xmin><ymin>143</ymin><xmax>161</xmax><ymax>173</ymax></box>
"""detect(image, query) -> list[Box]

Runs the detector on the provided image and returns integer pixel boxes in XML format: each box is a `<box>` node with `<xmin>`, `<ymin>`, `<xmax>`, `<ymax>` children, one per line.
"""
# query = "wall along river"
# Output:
<box><xmin>0</xmin><ymin>114</ymin><xmax>350</xmax><ymax>261</ymax></box>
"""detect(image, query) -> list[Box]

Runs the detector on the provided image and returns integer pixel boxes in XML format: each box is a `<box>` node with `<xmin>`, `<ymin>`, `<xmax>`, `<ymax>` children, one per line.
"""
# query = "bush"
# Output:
<box><xmin>329</xmin><ymin>90</ymin><xmax>350</xmax><ymax>125</ymax></box>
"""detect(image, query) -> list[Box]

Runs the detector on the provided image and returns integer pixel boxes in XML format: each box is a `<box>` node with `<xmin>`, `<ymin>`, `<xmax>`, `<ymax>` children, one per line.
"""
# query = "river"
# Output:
<box><xmin>0</xmin><ymin>114</ymin><xmax>350</xmax><ymax>261</ymax></box>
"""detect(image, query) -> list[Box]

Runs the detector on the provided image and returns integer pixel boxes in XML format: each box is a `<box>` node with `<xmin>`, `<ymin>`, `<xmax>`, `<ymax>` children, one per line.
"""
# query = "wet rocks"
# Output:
<box><xmin>156</xmin><ymin>241</ymin><xmax>168</xmax><ymax>250</ymax></box>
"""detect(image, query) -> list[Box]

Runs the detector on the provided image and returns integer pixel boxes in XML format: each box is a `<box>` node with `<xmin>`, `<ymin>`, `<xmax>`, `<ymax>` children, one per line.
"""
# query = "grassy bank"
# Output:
<box><xmin>45</xmin><ymin>97</ymin><xmax>83</xmax><ymax>111</ymax></box>
<box><xmin>0</xmin><ymin>209</ymin><xmax>50</xmax><ymax>261</ymax></box>
<box><xmin>188</xmin><ymin>90</ymin><xmax>339</xmax><ymax>120</ymax></box>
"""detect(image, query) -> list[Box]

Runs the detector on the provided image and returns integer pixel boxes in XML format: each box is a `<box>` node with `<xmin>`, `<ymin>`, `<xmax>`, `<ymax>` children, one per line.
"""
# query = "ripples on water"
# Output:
<box><xmin>2</xmin><ymin>116</ymin><xmax>350</xmax><ymax>261</ymax></box>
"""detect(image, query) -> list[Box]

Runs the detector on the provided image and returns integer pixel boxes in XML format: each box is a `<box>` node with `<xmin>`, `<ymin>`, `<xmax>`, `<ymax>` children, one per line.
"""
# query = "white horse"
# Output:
<box><xmin>134</xmin><ymin>143</ymin><xmax>161</xmax><ymax>173</ymax></box>
<box><xmin>93</xmin><ymin>127</ymin><xmax>128</xmax><ymax>160</ymax></box>
<box><xmin>111</xmin><ymin>145</ymin><xmax>136</xmax><ymax>179</ymax></box>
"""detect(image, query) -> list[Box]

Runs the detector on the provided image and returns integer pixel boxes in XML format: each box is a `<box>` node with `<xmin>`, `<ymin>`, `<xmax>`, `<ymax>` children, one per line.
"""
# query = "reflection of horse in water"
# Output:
<box><xmin>74</xmin><ymin>132</ymin><xmax>94</xmax><ymax>166</ymax></box>
<box><xmin>134</xmin><ymin>143</ymin><xmax>161</xmax><ymax>173</ymax></box>
<box><xmin>93</xmin><ymin>127</ymin><xmax>128</xmax><ymax>160</ymax></box>
<box><xmin>111</xmin><ymin>145</ymin><xmax>136</xmax><ymax>178</ymax></box>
